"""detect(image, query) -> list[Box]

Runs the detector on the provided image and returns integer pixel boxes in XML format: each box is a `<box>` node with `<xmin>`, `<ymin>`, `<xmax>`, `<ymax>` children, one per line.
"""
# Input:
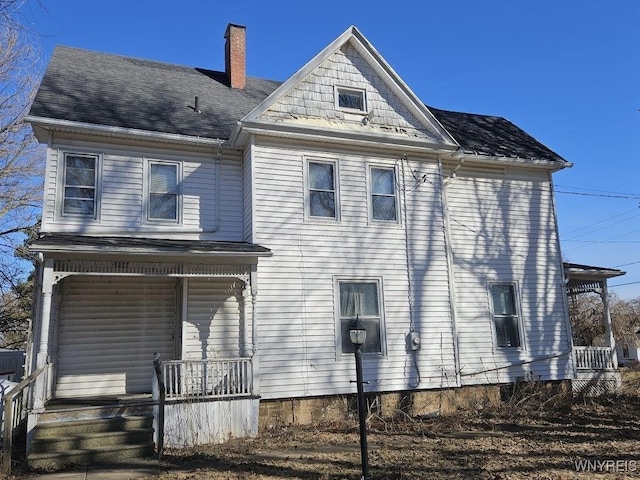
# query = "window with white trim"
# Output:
<box><xmin>370</xmin><ymin>166</ymin><xmax>398</xmax><ymax>222</ymax></box>
<box><xmin>336</xmin><ymin>87</ymin><xmax>366</xmax><ymax>112</ymax></box>
<box><xmin>336</xmin><ymin>279</ymin><xmax>384</xmax><ymax>355</ymax></box>
<box><xmin>307</xmin><ymin>159</ymin><xmax>338</xmax><ymax>219</ymax></box>
<box><xmin>490</xmin><ymin>283</ymin><xmax>522</xmax><ymax>348</ymax></box>
<box><xmin>62</xmin><ymin>153</ymin><xmax>98</xmax><ymax>218</ymax></box>
<box><xmin>147</xmin><ymin>161</ymin><xmax>180</xmax><ymax>222</ymax></box>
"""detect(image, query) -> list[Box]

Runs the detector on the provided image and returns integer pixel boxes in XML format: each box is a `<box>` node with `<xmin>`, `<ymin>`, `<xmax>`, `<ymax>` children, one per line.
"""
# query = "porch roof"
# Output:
<box><xmin>563</xmin><ymin>262</ymin><xmax>625</xmax><ymax>296</ymax></box>
<box><xmin>563</xmin><ymin>262</ymin><xmax>626</xmax><ymax>280</ymax></box>
<box><xmin>32</xmin><ymin>234</ymin><xmax>272</xmax><ymax>258</ymax></box>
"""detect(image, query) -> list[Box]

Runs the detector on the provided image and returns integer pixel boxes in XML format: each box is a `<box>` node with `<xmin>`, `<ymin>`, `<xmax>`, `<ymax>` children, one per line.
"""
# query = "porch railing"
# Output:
<box><xmin>2</xmin><ymin>365</ymin><xmax>47</xmax><ymax>474</ymax></box>
<box><xmin>574</xmin><ymin>346</ymin><xmax>615</xmax><ymax>371</ymax></box>
<box><xmin>161</xmin><ymin>358</ymin><xmax>253</xmax><ymax>400</ymax></box>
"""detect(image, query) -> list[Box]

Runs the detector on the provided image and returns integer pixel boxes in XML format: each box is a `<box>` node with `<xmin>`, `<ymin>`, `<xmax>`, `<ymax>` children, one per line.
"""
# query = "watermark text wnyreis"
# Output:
<box><xmin>575</xmin><ymin>459</ymin><xmax>637</xmax><ymax>473</ymax></box>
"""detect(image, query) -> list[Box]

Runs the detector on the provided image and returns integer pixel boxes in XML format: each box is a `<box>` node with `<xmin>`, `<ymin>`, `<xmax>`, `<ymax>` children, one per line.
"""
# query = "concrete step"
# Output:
<box><xmin>38</xmin><ymin>402</ymin><xmax>154</xmax><ymax>423</ymax></box>
<box><xmin>33</xmin><ymin>415</ymin><xmax>153</xmax><ymax>438</ymax></box>
<box><xmin>28</xmin><ymin>442</ymin><xmax>155</xmax><ymax>471</ymax></box>
<box><xmin>30</xmin><ymin>427</ymin><xmax>153</xmax><ymax>454</ymax></box>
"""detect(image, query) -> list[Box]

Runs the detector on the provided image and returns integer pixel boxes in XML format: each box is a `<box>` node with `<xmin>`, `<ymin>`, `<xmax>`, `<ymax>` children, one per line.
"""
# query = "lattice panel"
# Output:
<box><xmin>53</xmin><ymin>259</ymin><xmax>250</xmax><ymax>278</ymax></box>
<box><xmin>572</xmin><ymin>379</ymin><xmax>618</xmax><ymax>397</ymax></box>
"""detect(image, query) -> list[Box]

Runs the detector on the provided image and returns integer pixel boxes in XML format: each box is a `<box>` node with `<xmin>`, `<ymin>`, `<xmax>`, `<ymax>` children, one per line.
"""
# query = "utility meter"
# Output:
<box><xmin>408</xmin><ymin>331</ymin><xmax>421</xmax><ymax>351</ymax></box>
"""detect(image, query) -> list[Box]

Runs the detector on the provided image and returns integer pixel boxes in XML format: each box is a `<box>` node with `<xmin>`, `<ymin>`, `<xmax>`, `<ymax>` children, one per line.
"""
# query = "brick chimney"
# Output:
<box><xmin>225</xmin><ymin>23</ymin><xmax>246</xmax><ymax>89</ymax></box>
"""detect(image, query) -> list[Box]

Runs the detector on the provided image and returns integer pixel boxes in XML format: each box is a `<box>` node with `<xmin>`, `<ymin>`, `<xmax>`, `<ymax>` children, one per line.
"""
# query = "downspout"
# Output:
<box><xmin>438</xmin><ymin>155</ymin><xmax>462</xmax><ymax>387</ymax></box>
<box><xmin>209</xmin><ymin>143</ymin><xmax>223</xmax><ymax>233</ymax></box>
<box><xmin>400</xmin><ymin>155</ymin><xmax>419</xmax><ymax>388</ymax></box>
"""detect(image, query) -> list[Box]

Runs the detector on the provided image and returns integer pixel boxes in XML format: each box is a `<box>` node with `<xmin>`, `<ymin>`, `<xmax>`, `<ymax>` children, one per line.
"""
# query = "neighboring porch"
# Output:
<box><xmin>564</xmin><ymin>262</ymin><xmax>625</xmax><ymax>395</ymax></box>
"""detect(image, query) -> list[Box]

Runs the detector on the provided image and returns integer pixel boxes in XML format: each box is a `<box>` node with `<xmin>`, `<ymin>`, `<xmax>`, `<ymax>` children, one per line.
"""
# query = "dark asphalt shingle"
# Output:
<box><xmin>29</xmin><ymin>46</ymin><xmax>566</xmax><ymax>164</ymax></box>
<box><xmin>33</xmin><ymin>233</ymin><xmax>272</xmax><ymax>255</ymax></box>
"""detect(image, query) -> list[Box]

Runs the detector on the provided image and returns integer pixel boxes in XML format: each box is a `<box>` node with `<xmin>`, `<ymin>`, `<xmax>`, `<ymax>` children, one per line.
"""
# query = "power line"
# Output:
<box><xmin>554</xmin><ymin>184</ymin><xmax>640</xmax><ymax>199</ymax></box>
<box><xmin>615</xmin><ymin>260</ymin><xmax>640</xmax><ymax>268</ymax></box>
<box><xmin>610</xmin><ymin>280</ymin><xmax>640</xmax><ymax>288</ymax></box>
<box><xmin>561</xmin><ymin>211</ymin><xmax>640</xmax><ymax>242</ymax></box>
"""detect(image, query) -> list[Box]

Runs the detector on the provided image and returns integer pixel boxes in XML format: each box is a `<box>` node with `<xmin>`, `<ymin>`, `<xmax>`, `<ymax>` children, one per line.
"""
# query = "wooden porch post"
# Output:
<box><xmin>33</xmin><ymin>258</ymin><xmax>55</xmax><ymax>410</ymax></box>
<box><xmin>250</xmin><ymin>266</ymin><xmax>259</xmax><ymax>395</ymax></box>
<box><xmin>601</xmin><ymin>281</ymin><xmax>618</xmax><ymax>370</ymax></box>
<box><xmin>36</xmin><ymin>258</ymin><xmax>55</xmax><ymax>368</ymax></box>
<box><xmin>241</xmin><ymin>283</ymin><xmax>252</xmax><ymax>357</ymax></box>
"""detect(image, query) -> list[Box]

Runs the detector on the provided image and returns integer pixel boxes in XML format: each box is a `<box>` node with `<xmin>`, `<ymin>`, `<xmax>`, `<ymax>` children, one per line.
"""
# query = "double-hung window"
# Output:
<box><xmin>490</xmin><ymin>283</ymin><xmax>523</xmax><ymax>348</ymax></box>
<box><xmin>62</xmin><ymin>153</ymin><xmax>98</xmax><ymax>218</ymax></box>
<box><xmin>370</xmin><ymin>166</ymin><xmax>398</xmax><ymax>222</ymax></box>
<box><xmin>307</xmin><ymin>160</ymin><xmax>338</xmax><ymax>219</ymax></box>
<box><xmin>337</xmin><ymin>279</ymin><xmax>384</xmax><ymax>355</ymax></box>
<box><xmin>147</xmin><ymin>161</ymin><xmax>180</xmax><ymax>222</ymax></box>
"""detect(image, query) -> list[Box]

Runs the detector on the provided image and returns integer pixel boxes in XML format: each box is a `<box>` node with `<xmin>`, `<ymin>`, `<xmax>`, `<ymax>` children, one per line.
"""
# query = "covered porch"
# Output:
<box><xmin>23</xmin><ymin>234</ymin><xmax>271</xmax><ymax>453</ymax></box>
<box><xmin>564</xmin><ymin>262</ymin><xmax>625</xmax><ymax>394</ymax></box>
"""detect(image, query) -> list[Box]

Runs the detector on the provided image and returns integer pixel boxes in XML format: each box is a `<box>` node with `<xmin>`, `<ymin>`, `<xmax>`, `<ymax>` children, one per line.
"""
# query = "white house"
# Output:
<box><xmin>16</xmin><ymin>23</ymin><xmax>618</xmax><ymax>469</ymax></box>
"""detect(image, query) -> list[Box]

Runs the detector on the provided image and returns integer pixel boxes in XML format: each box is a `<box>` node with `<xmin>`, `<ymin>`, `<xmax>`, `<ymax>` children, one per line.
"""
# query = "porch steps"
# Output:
<box><xmin>28</xmin><ymin>401</ymin><xmax>155</xmax><ymax>471</ymax></box>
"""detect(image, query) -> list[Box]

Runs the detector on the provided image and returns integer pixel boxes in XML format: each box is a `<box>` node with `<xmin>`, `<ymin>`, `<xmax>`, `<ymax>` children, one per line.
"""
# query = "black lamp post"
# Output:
<box><xmin>349</xmin><ymin>318</ymin><xmax>370</xmax><ymax>480</ymax></box>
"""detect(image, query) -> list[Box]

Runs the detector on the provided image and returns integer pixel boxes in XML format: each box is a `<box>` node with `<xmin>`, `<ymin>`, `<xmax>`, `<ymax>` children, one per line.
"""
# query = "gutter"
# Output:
<box><xmin>445</xmin><ymin>150</ymin><xmax>572</xmax><ymax>172</ymax></box>
<box><xmin>25</xmin><ymin>116</ymin><xmax>227</xmax><ymax>148</ymax></box>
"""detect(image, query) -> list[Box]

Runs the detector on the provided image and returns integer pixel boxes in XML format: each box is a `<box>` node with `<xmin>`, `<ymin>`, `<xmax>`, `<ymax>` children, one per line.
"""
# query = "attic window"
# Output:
<box><xmin>336</xmin><ymin>87</ymin><xmax>366</xmax><ymax>112</ymax></box>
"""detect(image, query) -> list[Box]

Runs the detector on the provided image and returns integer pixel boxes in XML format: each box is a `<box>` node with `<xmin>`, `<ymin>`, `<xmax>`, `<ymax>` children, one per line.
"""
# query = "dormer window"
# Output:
<box><xmin>336</xmin><ymin>87</ymin><xmax>366</xmax><ymax>112</ymax></box>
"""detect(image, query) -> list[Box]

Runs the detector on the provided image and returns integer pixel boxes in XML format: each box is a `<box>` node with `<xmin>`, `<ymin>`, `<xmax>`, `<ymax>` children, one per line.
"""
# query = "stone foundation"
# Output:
<box><xmin>259</xmin><ymin>384</ymin><xmax>507</xmax><ymax>429</ymax></box>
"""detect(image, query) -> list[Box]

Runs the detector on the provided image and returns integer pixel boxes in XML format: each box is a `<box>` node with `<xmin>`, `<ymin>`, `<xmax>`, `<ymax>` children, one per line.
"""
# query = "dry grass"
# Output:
<box><xmin>156</xmin><ymin>371</ymin><xmax>640</xmax><ymax>480</ymax></box>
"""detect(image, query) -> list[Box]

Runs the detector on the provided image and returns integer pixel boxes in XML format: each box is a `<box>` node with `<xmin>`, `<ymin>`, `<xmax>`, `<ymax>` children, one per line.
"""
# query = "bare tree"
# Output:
<box><xmin>610</xmin><ymin>295</ymin><xmax>640</xmax><ymax>348</ymax></box>
<box><xmin>0</xmin><ymin>0</ymin><xmax>44</xmax><ymax>348</ymax></box>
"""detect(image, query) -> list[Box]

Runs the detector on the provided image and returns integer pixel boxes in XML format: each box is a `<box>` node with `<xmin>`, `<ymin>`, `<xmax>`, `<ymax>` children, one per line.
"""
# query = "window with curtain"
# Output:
<box><xmin>148</xmin><ymin>162</ymin><xmax>179</xmax><ymax>221</ymax></box>
<box><xmin>63</xmin><ymin>153</ymin><xmax>97</xmax><ymax>217</ymax></box>
<box><xmin>491</xmin><ymin>283</ymin><xmax>522</xmax><ymax>348</ymax></box>
<box><xmin>338</xmin><ymin>280</ymin><xmax>383</xmax><ymax>354</ymax></box>
<box><xmin>308</xmin><ymin>160</ymin><xmax>337</xmax><ymax>219</ymax></box>
<box><xmin>370</xmin><ymin>166</ymin><xmax>398</xmax><ymax>222</ymax></box>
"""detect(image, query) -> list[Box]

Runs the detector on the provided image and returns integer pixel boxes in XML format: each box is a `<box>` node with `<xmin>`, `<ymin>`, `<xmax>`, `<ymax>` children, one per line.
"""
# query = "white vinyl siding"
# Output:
<box><xmin>43</xmin><ymin>140</ymin><xmax>244</xmax><ymax>240</ymax></box>
<box><xmin>55</xmin><ymin>276</ymin><xmax>177</xmax><ymax>398</ymax></box>
<box><xmin>183</xmin><ymin>278</ymin><xmax>244</xmax><ymax>360</ymax></box>
<box><xmin>445</xmin><ymin>171</ymin><xmax>573</xmax><ymax>384</ymax></box>
<box><xmin>251</xmin><ymin>141</ymin><xmax>456</xmax><ymax>400</ymax></box>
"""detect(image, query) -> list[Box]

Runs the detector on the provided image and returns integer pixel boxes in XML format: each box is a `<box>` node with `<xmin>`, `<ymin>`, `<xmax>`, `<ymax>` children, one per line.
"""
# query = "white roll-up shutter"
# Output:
<box><xmin>56</xmin><ymin>276</ymin><xmax>177</xmax><ymax>398</ymax></box>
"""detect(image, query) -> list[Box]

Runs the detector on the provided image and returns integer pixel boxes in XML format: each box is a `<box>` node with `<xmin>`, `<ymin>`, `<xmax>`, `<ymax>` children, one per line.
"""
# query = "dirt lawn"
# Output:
<box><xmin>157</xmin><ymin>373</ymin><xmax>640</xmax><ymax>480</ymax></box>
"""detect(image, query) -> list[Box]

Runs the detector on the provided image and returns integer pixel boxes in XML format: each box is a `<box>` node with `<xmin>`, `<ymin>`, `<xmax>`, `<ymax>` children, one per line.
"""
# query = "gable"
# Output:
<box><xmin>242</xmin><ymin>27</ymin><xmax>456</xmax><ymax>148</ymax></box>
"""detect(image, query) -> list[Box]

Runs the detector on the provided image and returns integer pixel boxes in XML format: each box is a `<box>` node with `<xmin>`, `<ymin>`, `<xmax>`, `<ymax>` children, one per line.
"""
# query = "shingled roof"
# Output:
<box><xmin>29</xmin><ymin>46</ymin><xmax>281</xmax><ymax>140</ymax></box>
<box><xmin>29</xmin><ymin>46</ymin><xmax>566</xmax><ymax>164</ymax></box>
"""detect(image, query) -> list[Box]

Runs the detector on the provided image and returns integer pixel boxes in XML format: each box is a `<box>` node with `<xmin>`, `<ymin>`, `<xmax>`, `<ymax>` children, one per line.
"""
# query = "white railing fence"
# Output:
<box><xmin>574</xmin><ymin>346</ymin><xmax>614</xmax><ymax>371</ymax></box>
<box><xmin>161</xmin><ymin>358</ymin><xmax>253</xmax><ymax>400</ymax></box>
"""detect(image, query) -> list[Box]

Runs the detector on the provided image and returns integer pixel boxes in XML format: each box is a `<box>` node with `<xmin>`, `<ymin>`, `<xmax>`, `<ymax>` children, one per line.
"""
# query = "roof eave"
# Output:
<box><xmin>25</xmin><ymin>115</ymin><xmax>227</xmax><ymax>147</ymax></box>
<box><xmin>449</xmin><ymin>151</ymin><xmax>572</xmax><ymax>171</ymax></box>
<box><xmin>233</xmin><ymin>119</ymin><xmax>459</xmax><ymax>154</ymax></box>
<box><xmin>31</xmin><ymin>243</ymin><xmax>273</xmax><ymax>258</ymax></box>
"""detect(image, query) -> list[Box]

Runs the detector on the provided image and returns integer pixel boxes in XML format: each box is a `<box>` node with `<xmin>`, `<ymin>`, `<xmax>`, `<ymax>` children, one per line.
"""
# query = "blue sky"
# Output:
<box><xmin>21</xmin><ymin>0</ymin><xmax>640</xmax><ymax>298</ymax></box>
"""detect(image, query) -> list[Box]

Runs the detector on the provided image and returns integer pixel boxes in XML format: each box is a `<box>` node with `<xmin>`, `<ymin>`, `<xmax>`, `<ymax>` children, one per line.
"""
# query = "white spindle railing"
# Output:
<box><xmin>161</xmin><ymin>358</ymin><xmax>253</xmax><ymax>400</ymax></box>
<box><xmin>574</xmin><ymin>346</ymin><xmax>614</xmax><ymax>371</ymax></box>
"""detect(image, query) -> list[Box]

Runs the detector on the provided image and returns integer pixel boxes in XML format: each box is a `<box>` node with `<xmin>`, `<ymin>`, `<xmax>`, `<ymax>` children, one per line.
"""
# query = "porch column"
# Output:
<box><xmin>601</xmin><ymin>281</ymin><xmax>618</xmax><ymax>370</ymax></box>
<box><xmin>241</xmin><ymin>282</ymin><xmax>252</xmax><ymax>357</ymax></box>
<box><xmin>250</xmin><ymin>265</ymin><xmax>259</xmax><ymax>395</ymax></box>
<box><xmin>37</xmin><ymin>258</ymin><xmax>55</xmax><ymax>368</ymax></box>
